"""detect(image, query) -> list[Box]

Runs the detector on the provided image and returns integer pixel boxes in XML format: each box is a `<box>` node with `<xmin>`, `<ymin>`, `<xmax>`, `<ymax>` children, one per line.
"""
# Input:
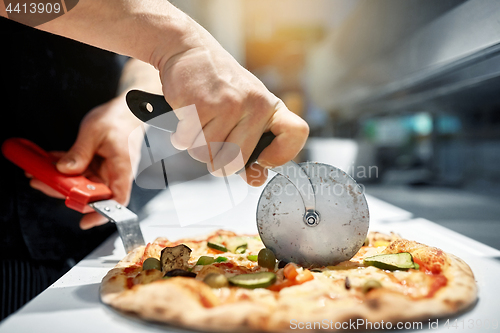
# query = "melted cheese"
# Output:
<box><xmin>129</xmin><ymin>231</ymin><xmax>439</xmax><ymax>301</ymax></box>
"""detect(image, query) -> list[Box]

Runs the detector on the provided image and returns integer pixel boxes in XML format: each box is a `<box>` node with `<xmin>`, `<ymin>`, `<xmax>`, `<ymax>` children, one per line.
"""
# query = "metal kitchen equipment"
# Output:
<box><xmin>126</xmin><ymin>90</ymin><xmax>369</xmax><ymax>267</ymax></box>
<box><xmin>2</xmin><ymin>138</ymin><xmax>145</xmax><ymax>253</ymax></box>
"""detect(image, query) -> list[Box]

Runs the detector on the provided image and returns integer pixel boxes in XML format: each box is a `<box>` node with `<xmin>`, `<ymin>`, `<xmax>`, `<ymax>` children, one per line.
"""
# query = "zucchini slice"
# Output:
<box><xmin>196</xmin><ymin>256</ymin><xmax>216</xmax><ymax>265</ymax></box>
<box><xmin>364</xmin><ymin>252</ymin><xmax>416</xmax><ymax>271</ymax></box>
<box><xmin>226</xmin><ymin>238</ymin><xmax>248</xmax><ymax>254</ymax></box>
<box><xmin>228</xmin><ymin>272</ymin><xmax>276</xmax><ymax>289</ymax></box>
<box><xmin>207</xmin><ymin>242</ymin><xmax>228</xmax><ymax>252</ymax></box>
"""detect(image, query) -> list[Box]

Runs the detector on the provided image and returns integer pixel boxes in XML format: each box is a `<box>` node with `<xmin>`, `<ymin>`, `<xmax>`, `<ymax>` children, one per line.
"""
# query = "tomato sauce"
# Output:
<box><xmin>124</xmin><ymin>265</ymin><xmax>140</xmax><ymax>274</ymax></box>
<box><xmin>412</xmin><ymin>257</ymin><xmax>447</xmax><ymax>297</ymax></box>
<box><xmin>139</xmin><ymin>243</ymin><xmax>152</xmax><ymax>264</ymax></box>
<box><xmin>427</xmin><ymin>274</ymin><xmax>447</xmax><ymax>298</ymax></box>
<box><xmin>126</xmin><ymin>277</ymin><xmax>134</xmax><ymax>289</ymax></box>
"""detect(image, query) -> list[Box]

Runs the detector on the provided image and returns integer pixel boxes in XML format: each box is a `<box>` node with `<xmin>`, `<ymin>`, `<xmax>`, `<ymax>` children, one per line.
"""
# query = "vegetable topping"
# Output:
<box><xmin>362</xmin><ymin>279</ymin><xmax>382</xmax><ymax>293</ymax></box>
<box><xmin>142</xmin><ymin>257</ymin><xmax>161</xmax><ymax>271</ymax></box>
<box><xmin>196</xmin><ymin>256</ymin><xmax>215</xmax><ymax>265</ymax></box>
<box><xmin>164</xmin><ymin>269</ymin><xmax>196</xmax><ymax>278</ymax></box>
<box><xmin>364</xmin><ymin>252</ymin><xmax>417</xmax><ymax>271</ymax></box>
<box><xmin>258</xmin><ymin>248</ymin><xmax>276</xmax><ymax>270</ymax></box>
<box><xmin>228</xmin><ymin>272</ymin><xmax>277</xmax><ymax>289</ymax></box>
<box><xmin>207</xmin><ymin>242</ymin><xmax>228</xmax><ymax>252</ymax></box>
<box><xmin>160</xmin><ymin>244</ymin><xmax>192</xmax><ymax>272</ymax></box>
<box><xmin>203</xmin><ymin>273</ymin><xmax>229</xmax><ymax>288</ymax></box>
<box><xmin>247</xmin><ymin>255</ymin><xmax>258</xmax><ymax>262</ymax></box>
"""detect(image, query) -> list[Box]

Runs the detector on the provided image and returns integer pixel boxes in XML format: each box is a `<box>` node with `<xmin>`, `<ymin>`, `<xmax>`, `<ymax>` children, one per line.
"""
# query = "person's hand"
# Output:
<box><xmin>12</xmin><ymin>1</ymin><xmax>308</xmax><ymax>186</ymax></box>
<box><xmin>29</xmin><ymin>95</ymin><xmax>143</xmax><ymax>230</ymax></box>
<box><xmin>153</xmin><ymin>24</ymin><xmax>309</xmax><ymax>187</ymax></box>
<box><xmin>24</xmin><ymin>0</ymin><xmax>309</xmax><ymax>186</ymax></box>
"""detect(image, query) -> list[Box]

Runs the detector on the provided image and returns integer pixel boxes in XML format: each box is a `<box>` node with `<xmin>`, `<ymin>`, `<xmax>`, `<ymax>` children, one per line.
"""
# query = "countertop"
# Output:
<box><xmin>1</xmin><ymin>178</ymin><xmax>499</xmax><ymax>333</ymax></box>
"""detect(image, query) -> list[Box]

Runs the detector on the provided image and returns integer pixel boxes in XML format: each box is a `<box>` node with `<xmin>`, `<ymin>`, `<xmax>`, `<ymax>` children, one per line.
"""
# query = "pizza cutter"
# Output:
<box><xmin>126</xmin><ymin>90</ymin><xmax>369</xmax><ymax>267</ymax></box>
<box><xmin>1</xmin><ymin>138</ymin><xmax>145</xmax><ymax>253</ymax></box>
<box><xmin>256</xmin><ymin>162</ymin><xmax>369</xmax><ymax>267</ymax></box>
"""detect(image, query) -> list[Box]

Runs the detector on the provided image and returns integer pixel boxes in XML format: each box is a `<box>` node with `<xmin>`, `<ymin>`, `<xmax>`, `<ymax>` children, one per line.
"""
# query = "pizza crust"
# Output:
<box><xmin>100</xmin><ymin>232</ymin><xmax>477</xmax><ymax>332</ymax></box>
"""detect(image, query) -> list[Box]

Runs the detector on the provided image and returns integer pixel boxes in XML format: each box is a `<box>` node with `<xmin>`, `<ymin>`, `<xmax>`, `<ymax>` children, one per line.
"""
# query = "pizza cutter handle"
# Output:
<box><xmin>1</xmin><ymin>138</ymin><xmax>113</xmax><ymax>213</ymax></box>
<box><xmin>126</xmin><ymin>90</ymin><xmax>316</xmax><ymax>212</ymax></box>
<box><xmin>244</xmin><ymin>132</ymin><xmax>276</xmax><ymax>169</ymax></box>
<box><xmin>126</xmin><ymin>89</ymin><xmax>276</xmax><ymax>169</ymax></box>
<box><xmin>126</xmin><ymin>90</ymin><xmax>177</xmax><ymax>131</ymax></box>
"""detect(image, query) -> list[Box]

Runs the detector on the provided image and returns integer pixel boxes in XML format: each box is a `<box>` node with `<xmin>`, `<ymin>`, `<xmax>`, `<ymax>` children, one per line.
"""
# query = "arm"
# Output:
<box><xmin>1</xmin><ymin>1</ymin><xmax>186</xmax><ymax>64</ymax></box>
<box><xmin>3</xmin><ymin>0</ymin><xmax>309</xmax><ymax>186</ymax></box>
<box><xmin>31</xmin><ymin>58</ymin><xmax>162</xmax><ymax>229</ymax></box>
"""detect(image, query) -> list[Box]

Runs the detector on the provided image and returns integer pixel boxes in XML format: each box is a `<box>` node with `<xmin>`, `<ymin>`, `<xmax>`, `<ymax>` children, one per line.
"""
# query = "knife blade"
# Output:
<box><xmin>1</xmin><ymin>138</ymin><xmax>145</xmax><ymax>253</ymax></box>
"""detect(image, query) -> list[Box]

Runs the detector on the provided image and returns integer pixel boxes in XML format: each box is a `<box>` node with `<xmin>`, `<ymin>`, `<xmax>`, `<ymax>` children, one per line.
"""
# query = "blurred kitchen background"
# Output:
<box><xmin>169</xmin><ymin>0</ymin><xmax>500</xmax><ymax>249</ymax></box>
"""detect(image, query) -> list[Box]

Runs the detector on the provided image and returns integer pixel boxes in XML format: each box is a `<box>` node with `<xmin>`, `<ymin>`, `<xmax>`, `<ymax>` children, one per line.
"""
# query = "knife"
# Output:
<box><xmin>1</xmin><ymin>138</ymin><xmax>145</xmax><ymax>253</ymax></box>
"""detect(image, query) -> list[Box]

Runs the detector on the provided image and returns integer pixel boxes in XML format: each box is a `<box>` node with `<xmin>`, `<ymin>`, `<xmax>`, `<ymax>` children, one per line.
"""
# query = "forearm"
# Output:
<box><xmin>2</xmin><ymin>0</ymin><xmax>203</xmax><ymax>69</ymax></box>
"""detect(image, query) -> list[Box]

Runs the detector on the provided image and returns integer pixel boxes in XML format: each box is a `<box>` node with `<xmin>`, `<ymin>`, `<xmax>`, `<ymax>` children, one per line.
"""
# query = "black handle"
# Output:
<box><xmin>126</xmin><ymin>90</ymin><xmax>177</xmax><ymax>132</ymax></box>
<box><xmin>245</xmin><ymin>132</ymin><xmax>275</xmax><ymax>168</ymax></box>
<box><xmin>126</xmin><ymin>90</ymin><xmax>275</xmax><ymax>169</ymax></box>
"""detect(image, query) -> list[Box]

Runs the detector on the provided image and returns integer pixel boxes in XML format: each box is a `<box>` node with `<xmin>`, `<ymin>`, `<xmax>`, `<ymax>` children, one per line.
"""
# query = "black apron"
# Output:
<box><xmin>0</xmin><ymin>17</ymin><xmax>130</xmax><ymax>320</ymax></box>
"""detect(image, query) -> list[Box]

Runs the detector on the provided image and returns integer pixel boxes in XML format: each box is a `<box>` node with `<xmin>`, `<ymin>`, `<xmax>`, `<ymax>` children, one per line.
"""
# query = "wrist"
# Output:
<box><xmin>146</xmin><ymin>7</ymin><xmax>208</xmax><ymax>70</ymax></box>
<box><xmin>126</xmin><ymin>2</ymin><xmax>200</xmax><ymax>68</ymax></box>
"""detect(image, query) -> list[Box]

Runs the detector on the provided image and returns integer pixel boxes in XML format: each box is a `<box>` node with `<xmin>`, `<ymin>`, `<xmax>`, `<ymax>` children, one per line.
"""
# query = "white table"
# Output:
<box><xmin>2</xmin><ymin>180</ymin><xmax>499</xmax><ymax>333</ymax></box>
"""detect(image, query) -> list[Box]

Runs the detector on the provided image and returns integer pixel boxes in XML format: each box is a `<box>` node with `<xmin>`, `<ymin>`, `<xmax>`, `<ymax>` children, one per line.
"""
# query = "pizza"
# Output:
<box><xmin>100</xmin><ymin>230</ymin><xmax>477</xmax><ymax>332</ymax></box>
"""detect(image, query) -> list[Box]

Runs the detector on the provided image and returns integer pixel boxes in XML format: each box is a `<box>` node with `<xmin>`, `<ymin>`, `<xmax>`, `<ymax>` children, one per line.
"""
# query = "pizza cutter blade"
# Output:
<box><xmin>257</xmin><ymin>163</ymin><xmax>369</xmax><ymax>268</ymax></box>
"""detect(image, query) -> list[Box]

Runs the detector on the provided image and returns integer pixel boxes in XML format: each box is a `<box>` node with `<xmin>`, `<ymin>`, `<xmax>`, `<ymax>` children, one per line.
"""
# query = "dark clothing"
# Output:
<box><xmin>0</xmin><ymin>18</ymin><xmax>131</xmax><ymax>320</ymax></box>
<box><xmin>1</xmin><ymin>259</ymin><xmax>71</xmax><ymax>320</ymax></box>
<box><xmin>0</xmin><ymin>17</ymin><xmax>125</xmax><ymax>262</ymax></box>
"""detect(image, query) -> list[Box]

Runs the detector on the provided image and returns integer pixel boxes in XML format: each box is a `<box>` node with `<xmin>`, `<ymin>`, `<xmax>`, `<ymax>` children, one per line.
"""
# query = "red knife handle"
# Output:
<box><xmin>1</xmin><ymin>138</ymin><xmax>112</xmax><ymax>213</ymax></box>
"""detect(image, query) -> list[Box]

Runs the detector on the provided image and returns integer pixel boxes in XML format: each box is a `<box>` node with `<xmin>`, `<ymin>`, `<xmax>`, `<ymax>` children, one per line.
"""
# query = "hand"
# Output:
<box><xmin>29</xmin><ymin>95</ymin><xmax>143</xmax><ymax>230</ymax></box>
<box><xmin>23</xmin><ymin>1</ymin><xmax>309</xmax><ymax>186</ymax></box>
<box><xmin>154</xmin><ymin>24</ymin><xmax>309</xmax><ymax>187</ymax></box>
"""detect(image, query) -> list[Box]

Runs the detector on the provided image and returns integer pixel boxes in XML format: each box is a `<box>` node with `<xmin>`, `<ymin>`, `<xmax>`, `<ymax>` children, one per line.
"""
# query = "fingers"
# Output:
<box><xmin>26</xmin><ymin>152</ymin><xmax>65</xmax><ymax>179</ymax></box>
<box><xmin>29</xmin><ymin>178</ymin><xmax>66</xmax><ymax>199</ymax></box>
<box><xmin>56</xmin><ymin>130</ymin><xmax>101</xmax><ymax>175</ymax></box>
<box><xmin>80</xmin><ymin>212</ymin><xmax>108</xmax><ymax>230</ymax></box>
<box><xmin>49</xmin><ymin>151</ymin><xmax>66</xmax><ymax>159</ymax></box>
<box><xmin>194</xmin><ymin>100</ymin><xmax>308</xmax><ymax>186</ymax></box>
<box><xmin>30</xmin><ymin>177</ymin><xmax>109</xmax><ymax>230</ymax></box>
<box><xmin>207</xmin><ymin>112</ymin><xmax>263</xmax><ymax>177</ymax></box>
<box><xmin>256</xmin><ymin>102</ymin><xmax>309</xmax><ymax>168</ymax></box>
<box><xmin>244</xmin><ymin>164</ymin><xmax>268</xmax><ymax>187</ymax></box>
<box><xmin>170</xmin><ymin>105</ymin><xmax>204</xmax><ymax>150</ymax></box>
<box><xmin>207</xmin><ymin>141</ymin><xmax>246</xmax><ymax>177</ymax></box>
<box><xmin>187</xmin><ymin>118</ymin><xmax>230</xmax><ymax>164</ymax></box>
<box><xmin>222</xmin><ymin>101</ymin><xmax>307</xmax><ymax>185</ymax></box>
<box><xmin>106</xmin><ymin>155</ymin><xmax>133</xmax><ymax>206</ymax></box>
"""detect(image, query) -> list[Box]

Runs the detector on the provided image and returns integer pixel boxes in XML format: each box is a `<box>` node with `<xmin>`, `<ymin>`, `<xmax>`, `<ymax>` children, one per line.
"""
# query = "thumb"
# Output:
<box><xmin>56</xmin><ymin>134</ymin><xmax>98</xmax><ymax>175</ymax></box>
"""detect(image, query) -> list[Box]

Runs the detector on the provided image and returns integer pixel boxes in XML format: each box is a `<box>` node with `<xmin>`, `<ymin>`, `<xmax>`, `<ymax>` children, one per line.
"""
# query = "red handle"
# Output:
<box><xmin>2</xmin><ymin>138</ymin><xmax>112</xmax><ymax>213</ymax></box>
